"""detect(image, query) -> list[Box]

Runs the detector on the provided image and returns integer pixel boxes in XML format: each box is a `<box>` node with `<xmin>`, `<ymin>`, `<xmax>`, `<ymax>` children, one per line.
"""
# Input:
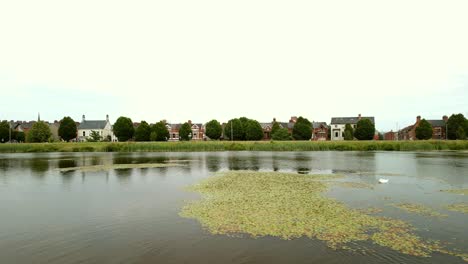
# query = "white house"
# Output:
<box><xmin>330</xmin><ymin>114</ymin><xmax>375</xmax><ymax>141</ymax></box>
<box><xmin>77</xmin><ymin>115</ymin><xmax>117</xmax><ymax>142</ymax></box>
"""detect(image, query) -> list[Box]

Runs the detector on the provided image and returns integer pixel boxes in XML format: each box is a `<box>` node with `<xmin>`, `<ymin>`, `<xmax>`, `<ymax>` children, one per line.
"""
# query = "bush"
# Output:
<box><xmin>272</xmin><ymin>128</ymin><xmax>292</xmax><ymax>141</ymax></box>
<box><xmin>179</xmin><ymin>122</ymin><xmax>192</xmax><ymax>141</ymax></box>
<box><xmin>151</xmin><ymin>121</ymin><xmax>169</xmax><ymax>141</ymax></box>
<box><xmin>344</xmin><ymin>124</ymin><xmax>354</xmax><ymax>140</ymax></box>
<box><xmin>135</xmin><ymin>121</ymin><xmax>151</xmax><ymax>142</ymax></box>
<box><xmin>26</xmin><ymin>121</ymin><xmax>52</xmax><ymax>143</ymax></box>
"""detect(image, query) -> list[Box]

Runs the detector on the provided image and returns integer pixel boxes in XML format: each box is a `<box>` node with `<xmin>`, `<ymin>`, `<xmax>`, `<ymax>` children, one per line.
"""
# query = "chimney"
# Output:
<box><xmin>290</xmin><ymin>116</ymin><xmax>297</xmax><ymax>123</ymax></box>
<box><xmin>82</xmin><ymin>115</ymin><xmax>85</xmax><ymax>122</ymax></box>
<box><xmin>443</xmin><ymin>115</ymin><xmax>448</xmax><ymax>122</ymax></box>
<box><xmin>188</xmin><ymin>120</ymin><xmax>192</xmax><ymax>124</ymax></box>
<box><xmin>416</xmin><ymin>115</ymin><xmax>421</xmax><ymax>123</ymax></box>
<box><xmin>358</xmin><ymin>114</ymin><xmax>362</xmax><ymax>120</ymax></box>
<box><xmin>273</xmin><ymin>117</ymin><xmax>276</xmax><ymax>122</ymax></box>
<box><xmin>106</xmin><ymin>114</ymin><xmax>109</xmax><ymax>122</ymax></box>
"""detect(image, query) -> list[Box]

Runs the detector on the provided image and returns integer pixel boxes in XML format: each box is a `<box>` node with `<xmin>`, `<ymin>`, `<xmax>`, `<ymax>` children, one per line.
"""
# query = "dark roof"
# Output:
<box><xmin>312</xmin><ymin>122</ymin><xmax>327</xmax><ymax>129</ymax></box>
<box><xmin>427</xmin><ymin>120</ymin><xmax>446</xmax><ymax>127</ymax></box>
<box><xmin>78</xmin><ymin>120</ymin><xmax>107</xmax><ymax>130</ymax></box>
<box><xmin>331</xmin><ymin>117</ymin><xmax>375</xmax><ymax>125</ymax></box>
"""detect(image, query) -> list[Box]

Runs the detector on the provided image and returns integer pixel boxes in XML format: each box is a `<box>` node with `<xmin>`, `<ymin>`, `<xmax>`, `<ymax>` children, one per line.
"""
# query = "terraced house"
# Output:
<box><xmin>167</xmin><ymin>120</ymin><xmax>206</xmax><ymax>141</ymax></box>
<box><xmin>399</xmin><ymin>115</ymin><xmax>448</xmax><ymax>140</ymax></box>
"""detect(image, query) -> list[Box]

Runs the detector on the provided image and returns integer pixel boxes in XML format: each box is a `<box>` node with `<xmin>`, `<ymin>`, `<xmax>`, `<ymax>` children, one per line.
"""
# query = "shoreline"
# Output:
<box><xmin>1</xmin><ymin>140</ymin><xmax>468</xmax><ymax>153</ymax></box>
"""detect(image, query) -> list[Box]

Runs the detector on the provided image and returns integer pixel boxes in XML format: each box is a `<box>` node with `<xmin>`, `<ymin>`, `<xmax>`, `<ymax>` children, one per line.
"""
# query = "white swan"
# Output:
<box><xmin>378</xmin><ymin>178</ymin><xmax>389</xmax><ymax>184</ymax></box>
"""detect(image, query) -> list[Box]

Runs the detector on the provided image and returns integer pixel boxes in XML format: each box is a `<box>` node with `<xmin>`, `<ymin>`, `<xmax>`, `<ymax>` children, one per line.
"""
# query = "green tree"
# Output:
<box><xmin>354</xmin><ymin>119</ymin><xmax>375</xmax><ymax>140</ymax></box>
<box><xmin>245</xmin><ymin>119</ymin><xmax>264</xmax><ymax>141</ymax></box>
<box><xmin>13</xmin><ymin>131</ymin><xmax>25</xmax><ymax>142</ymax></box>
<box><xmin>58</xmin><ymin>116</ymin><xmax>77</xmax><ymax>142</ymax></box>
<box><xmin>415</xmin><ymin>119</ymin><xmax>433</xmax><ymax>140</ymax></box>
<box><xmin>87</xmin><ymin>130</ymin><xmax>102</xmax><ymax>142</ymax></box>
<box><xmin>0</xmin><ymin>121</ymin><xmax>9</xmax><ymax>143</ymax></box>
<box><xmin>205</xmin><ymin>119</ymin><xmax>222</xmax><ymax>140</ymax></box>
<box><xmin>26</xmin><ymin>121</ymin><xmax>52</xmax><ymax>143</ymax></box>
<box><xmin>151</xmin><ymin>121</ymin><xmax>169</xmax><ymax>141</ymax></box>
<box><xmin>271</xmin><ymin>128</ymin><xmax>292</xmax><ymax>141</ymax></box>
<box><xmin>344</xmin><ymin>124</ymin><xmax>354</xmax><ymax>140</ymax></box>
<box><xmin>271</xmin><ymin>121</ymin><xmax>280</xmax><ymax>136</ymax></box>
<box><xmin>447</xmin><ymin>114</ymin><xmax>468</xmax><ymax>140</ymax></box>
<box><xmin>224</xmin><ymin>118</ymin><xmax>243</xmax><ymax>140</ymax></box>
<box><xmin>134</xmin><ymin>121</ymin><xmax>151</xmax><ymax>142</ymax></box>
<box><xmin>292</xmin><ymin>116</ymin><xmax>312</xmax><ymax>140</ymax></box>
<box><xmin>456</xmin><ymin>126</ymin><xmax>466</xmax><ymax>140</ymax></box>
<box><xmin>179</xmin><ymin>122</ymin><xmax>192</xmax><ymax>141</ymax></box>
<box><xmin>113</xmin><ymin>116</ymin><xmax>135</xmax><ymax>142</ymax></box>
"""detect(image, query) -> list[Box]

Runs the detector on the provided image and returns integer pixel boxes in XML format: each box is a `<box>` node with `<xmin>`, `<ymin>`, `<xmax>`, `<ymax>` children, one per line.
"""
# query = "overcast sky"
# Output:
<box><xmin>1</xmin><ymin>0</ymin><xmax>467</xmax><ymax>131</ymax></box>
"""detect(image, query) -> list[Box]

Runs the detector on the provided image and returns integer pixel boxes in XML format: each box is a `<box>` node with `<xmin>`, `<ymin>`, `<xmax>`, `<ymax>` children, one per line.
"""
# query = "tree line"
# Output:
<box><xmin>1</xmin><ymin>113</ymin><xmax>467</xmax><ymax>143</ymax></box>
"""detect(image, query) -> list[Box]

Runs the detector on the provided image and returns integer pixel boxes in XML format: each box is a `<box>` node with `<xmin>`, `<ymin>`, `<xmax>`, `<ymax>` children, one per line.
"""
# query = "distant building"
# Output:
<box><xmin>384</xmin><ymin>130</ymin><xmax>398</xmax><ymax>141</ymax></box>
<box><xmin>330</xmin><ymin>114</ymin><xmax>375</xmax><ymax>141</ymax></box>
<box><xmin>77</xmin><ymin>115</ymin><xmax>116</xmax><ymax>142</ymax></box>
<box><xmin>312</xmin><ymin>122</ymin><xmax>328</xmax><ymax>141</ymax></box>
<box><xmin>399</xmin><ymin>115</ymin><xmax>448</xmax><ymax>140</ymax></box>
<box><xmin>167</xmin><ymin>120</ymin><xmax>206</xmax><ymax>141</ymax></box>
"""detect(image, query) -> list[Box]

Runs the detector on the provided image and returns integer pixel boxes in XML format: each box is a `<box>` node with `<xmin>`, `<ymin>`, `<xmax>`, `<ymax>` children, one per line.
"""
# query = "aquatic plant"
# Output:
<box><xmin>58</xmin><ymin>163</ymin><xmax>184</xmax><ymax>172</ymax></box>
<box><xmin>392</xmin><ymin>203</ymin><xmax>447</xmax><ymax>218</ymax></box>
<box><xmin>445</xmin><ymin>203</ymin><xmax>468</xmax><ymax>214</ymax></box>
<box><xmin>441</xmin><ymin>189</ymin><xmax>468</xmax><ymax>195</ymax></box>
<box><xmin>180</xmin><ymin>171</ymin><xmax>466</xmax><ymax>260</ymax></box>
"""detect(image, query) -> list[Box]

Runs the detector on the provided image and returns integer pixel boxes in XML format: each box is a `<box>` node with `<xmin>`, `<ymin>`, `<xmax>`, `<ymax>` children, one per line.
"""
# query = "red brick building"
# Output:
<box><xmin>399</xmin><ymin>115</ymin><xmax>448</xmax><ymax>140</ymax></box>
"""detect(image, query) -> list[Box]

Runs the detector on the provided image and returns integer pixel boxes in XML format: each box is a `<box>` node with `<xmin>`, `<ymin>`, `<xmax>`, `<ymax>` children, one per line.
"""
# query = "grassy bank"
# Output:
<box><xmin>0</xmin><ymin>140</ymin><xmax>468</xmax><ymax>153</ymax></box>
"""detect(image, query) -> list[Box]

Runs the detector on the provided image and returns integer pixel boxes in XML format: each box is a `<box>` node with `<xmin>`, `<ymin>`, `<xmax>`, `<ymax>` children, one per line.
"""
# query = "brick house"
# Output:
<box><xmin>384</xmin><ymin>131</ymin><xmax>398</xmax><ymax>141</ymax></box>
<box><xmin>399</xmin><ymin>115</ymin><xmax>448</xmax><ymax>140</ymax></box>
<box><xmin>311</xmin><ymin>122</ymin><xmax>328</xmax><ymax>140</ymax></box>
<box><xmin>167</xmin><ymin>120</ymin><xmax>205</xmax><ymax>141</ymax></box>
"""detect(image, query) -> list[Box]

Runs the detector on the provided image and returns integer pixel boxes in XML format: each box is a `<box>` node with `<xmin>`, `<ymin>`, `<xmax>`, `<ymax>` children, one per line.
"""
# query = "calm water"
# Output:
<box><xmin>0</xmin><ymin>151</ymin><xmax>467</xmax><ymax>264</ymax></box>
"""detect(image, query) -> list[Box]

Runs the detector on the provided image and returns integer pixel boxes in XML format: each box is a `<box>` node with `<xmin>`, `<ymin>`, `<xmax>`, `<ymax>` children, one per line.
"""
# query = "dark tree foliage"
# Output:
<box><xmin>245</xmin><ymin>119</ymin><xmax>264</xmax><ymax>141</ymax></box>
<box><xmin>151</xmin><ymin>121</ymin><xmax>169</xmax><ymax>141</ymax></box>
<box><xmin>26</xmin><ymin>121</ymin><xmax>52</xmax><ymax>143</ymax></box>
<box><xmin>134</xmin><ymin>121</ymin><xmax>151</xmax><ymax>142</ymax></box>
<box><xmin>292</xmin><ymin>116</ymin><xmax>312</xmax><ymax>140</ymax></box>
<box><xmin>11</xmin><ymin>130</ymin><xmax>25</xmax><ymax>142</ymax></box>
<box><xmin>447</xmin><ymin>114</ymin><xmax>468</xmax><ymax>140</ymax></box>
<box><xmin>354</xmin><ymin>119</ymin><xmax>375</xmax><ymax>140</ymax></box>
<box><xmin>224</xmin><ymin>118</ymin><xmax>243</xmax><ymax>140</ymax></box>
<box><xmin>271</xmin><ymin>128</ymin><xmax>292</xmax><ymax>141</ymax></box>
<box><xmin>327</xmin><ymin>126</ymin><xmax>331</xmax><ymax>140</ymax></box>
<box><xmin>58</xmin><ymin>116</ymin><xmax>77</xmax><ymax>142</ymax></box>
<box><xmin>378</xmin><ymin>133</ymin><xmax>384</xmax><ymax>140</ymax></box>
<box><xmin>456</xmin><ymin>126</ymin><xmax>466</xmax><ymax>140</ymax></box>
<box><xmin>0</xmin><ymin>121</ymin><xmax>9</xmax><ymax>143</ymax></box>
<box><xmin>415</xmin><ymin>119</ymin><xmax>433</xmax><ymax>140</ymax></box>
<box><xmin>205</xmin><ymin>119</ymin><xmax>222</xmax><ymax>140</ymax></box>
<box><xmin>344</xmin><ymin>124</ymin><xmax>354</xmax><ymax>140</ymax></box>
<box><xmin>271</xmin><ymin>121</ymin><xmax>281</xmax><ymax>135</ymax></box>
<box><xmin>179</xmin><ymin>122</ymin><xmax>192</xmax><ymax>141</ymax></box>
<box><xmin>113</xmin><ymin>116</ymin><xmax>135</xmax><ymax>142</ymax></box>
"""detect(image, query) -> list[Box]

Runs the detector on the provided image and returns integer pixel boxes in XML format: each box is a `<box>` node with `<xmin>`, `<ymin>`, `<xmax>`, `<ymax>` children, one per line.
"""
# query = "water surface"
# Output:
<box><xmin>0</xmin><ymin>151</ymin><xmax>467</xmax><ymax>264</ymax></box>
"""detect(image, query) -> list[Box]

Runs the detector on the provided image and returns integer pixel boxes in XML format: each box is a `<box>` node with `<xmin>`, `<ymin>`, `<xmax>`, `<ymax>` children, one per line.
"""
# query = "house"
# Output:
<box><xmin>77</xmin><ymin>115</ymin><xmax>116</xmax><ymax>142</ymax></box>
<box><xmin>384</xmin><ymin>130</ymin><xmax>398</xmax><ymax>141</ymax></box>
<box><xmin>312</xmin><ymin>122</ymin><xmax>328</xmax><ymax>141</ymax></box>
<box><xmin>167</xmin><ymin>120</ymin><xmax>206</xmax><ymax>141</ymax></box>
<box><xmin>399</xmin><ymin>115</ymin><xmax>448</xmax><ymax>140</ymax></box>
<box><xmin>330</xmin><ymin>114</ymin><xmax>375</xmax><ymax>141</ymax></box>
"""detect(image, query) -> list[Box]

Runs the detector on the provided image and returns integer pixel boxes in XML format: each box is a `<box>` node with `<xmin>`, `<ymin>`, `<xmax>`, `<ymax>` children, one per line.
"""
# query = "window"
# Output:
<box><xmin>83</xmin><ymin>131</ymin><xmax>86</xmax><ymax>136</ymax></box>
<box><xmin>335</xmin><ymin>132</ymin><xmax>339</xmax><ymax>138</ymax></box>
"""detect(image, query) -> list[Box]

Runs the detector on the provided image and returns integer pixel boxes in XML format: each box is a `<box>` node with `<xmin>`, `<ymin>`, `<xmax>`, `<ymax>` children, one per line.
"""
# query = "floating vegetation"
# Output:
<box><xmin>392</xmin><ymin>203</ymin><xmax>447</xmax><ymax>218</ymax></box>
<box><xmin>334</xmin><ymin>182</ymin><xmax>374</xmax><ymax>189</ymax></box>
<box><xmin>358</xmin><ymin>207</ymin><xmax>383</xmax><ymax>214</ymax></box>
<box><xmin>58</xmin><ymin>163</ymin><xmax>184</xmax><ymax>172</ymax></box>
<box><xmin>445</xmin><ymin>203</ymin><xmax>468</xmax><ymax>214</ymax></box>
<box><xmin>180</xmin><ymin>171</ymin><xmax>466</xmax><ymax>260</ymax></box>
<box><xmin>441</xmin><ymin>189</ymin><xmax>468</xmax><ymax>195</ymax></box>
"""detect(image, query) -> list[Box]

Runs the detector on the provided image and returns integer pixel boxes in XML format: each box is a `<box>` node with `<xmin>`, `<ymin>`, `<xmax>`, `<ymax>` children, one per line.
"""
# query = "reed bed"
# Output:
<box><xmin>0</xmin><ymin>140</ymin><xmax>467</xmax><ymax>153</ymax></box>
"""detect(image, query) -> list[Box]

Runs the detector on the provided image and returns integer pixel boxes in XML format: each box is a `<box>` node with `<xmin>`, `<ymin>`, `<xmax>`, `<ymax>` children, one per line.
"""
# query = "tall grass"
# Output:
<box><xmin>0</xmin><ymin>140</ymin><xmax>467</xmax><ymax>153</ymax></box>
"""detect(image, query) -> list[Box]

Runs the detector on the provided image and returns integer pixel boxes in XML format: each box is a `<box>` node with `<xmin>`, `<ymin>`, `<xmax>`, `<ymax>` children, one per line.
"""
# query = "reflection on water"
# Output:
<box><xmin>0</xmin><ymin>151</ymin><xmax>467</xmax><ymax>264</ymax></box>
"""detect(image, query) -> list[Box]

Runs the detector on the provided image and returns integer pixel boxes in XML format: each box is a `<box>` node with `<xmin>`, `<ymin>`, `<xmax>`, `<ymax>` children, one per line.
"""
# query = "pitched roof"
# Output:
<box><xmin>331</xmin><ymin>117</ymin><xmax>375</xmax><ymax>125</ymax></box>
<box><xmin>427</xmin><ymin>120</ymin><xmax>446</xmax><ymax>127</ymax></box>
<box><xmin>312</xmin><ymin>122</ymin><xmax>327</xmax><ymax>129</ymax></box>
<box><xmin>78</xmin><ymin>120</ymin><xmax>107</xmax><ymax>130</ymax></box>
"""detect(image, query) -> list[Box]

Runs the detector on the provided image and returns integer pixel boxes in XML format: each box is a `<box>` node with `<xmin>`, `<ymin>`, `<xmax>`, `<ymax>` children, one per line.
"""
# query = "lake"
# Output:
<box><xmin>0</xmin><ymin>151</ymin><xmax>467</xmax><ymax>264</ymax></box>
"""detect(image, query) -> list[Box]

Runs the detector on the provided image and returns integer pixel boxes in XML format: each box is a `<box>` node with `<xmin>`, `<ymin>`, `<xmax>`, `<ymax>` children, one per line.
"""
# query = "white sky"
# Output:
<box><xmin>1</xmin><ymin>0</ymin><xmax>467</xmax><ymax>131</ymax></box>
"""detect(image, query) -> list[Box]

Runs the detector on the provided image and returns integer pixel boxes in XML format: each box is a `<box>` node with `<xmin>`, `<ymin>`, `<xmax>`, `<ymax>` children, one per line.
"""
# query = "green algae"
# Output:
<box><xmin>441</xmin><ymin>189</ymin><xmax>468</xmax><ymax>195</ymax></box>
<box><xmin>445</xmin><ymin>203</ymin><xmax>468</xmax><ymax>214</ymax></box>
<box><xmin>335</xmin><ymin>181</ymin><xmax>374</xmax><ymax>189</ymax></box>
<box><xmin>180</xmin><ymin>171</ymin><xmax>466</xmax><ymax>260</ymax></box>
<box><xmin>392</xmin><ymin>203</ymin><xmax>447</xmax><ymax>218</ymax></box>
